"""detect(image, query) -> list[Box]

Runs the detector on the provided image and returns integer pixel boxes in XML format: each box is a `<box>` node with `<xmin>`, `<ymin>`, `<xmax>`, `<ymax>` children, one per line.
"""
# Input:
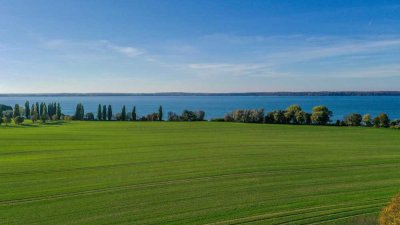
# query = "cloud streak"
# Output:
<box><xmin>43</xmin><ymin>39</ymin><xmax>145</xmax><ymax>58</ymax></box>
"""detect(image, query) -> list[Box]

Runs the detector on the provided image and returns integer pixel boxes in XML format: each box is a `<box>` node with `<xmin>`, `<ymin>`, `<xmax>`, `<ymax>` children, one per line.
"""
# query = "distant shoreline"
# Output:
<box><xmin>0</xmin><ymin>91</ymin><xmax>400</xmax><ymax>97</ymax></box>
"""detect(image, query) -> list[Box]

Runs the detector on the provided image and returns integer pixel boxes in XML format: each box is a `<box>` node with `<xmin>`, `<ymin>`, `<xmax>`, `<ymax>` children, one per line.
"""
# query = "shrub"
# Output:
<box><xmin>380</xmin><ymin>194</ymin><xmax>400</xmax><ymax>225</ymax></box>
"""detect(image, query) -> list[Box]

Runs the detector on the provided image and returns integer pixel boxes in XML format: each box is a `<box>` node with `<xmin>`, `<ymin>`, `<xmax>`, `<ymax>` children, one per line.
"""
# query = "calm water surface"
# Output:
<box><xmin>0</xmin><ymin>96</ymin><xmax>399</xmax><ymax>120</ymax></box>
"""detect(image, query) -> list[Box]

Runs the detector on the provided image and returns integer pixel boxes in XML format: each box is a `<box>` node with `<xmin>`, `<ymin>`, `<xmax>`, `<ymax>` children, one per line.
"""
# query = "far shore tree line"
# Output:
<box><xmin>0</xmin><ymin>102</ymin><xmax>399</xmax><ymax>129</ymax></box>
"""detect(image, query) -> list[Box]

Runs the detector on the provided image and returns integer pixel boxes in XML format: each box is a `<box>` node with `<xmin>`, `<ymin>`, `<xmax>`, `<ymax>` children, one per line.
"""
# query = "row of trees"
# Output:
<box><xmin>1</xmin><ymin>102</ymin><xmax>399</xmax><ymax>129</ymax></box>
<box><xmin>222</xmin><ymin>105</ymin><xmax>332</xmax><ymax>125</ymax></box>
<box><xmin>80</xmin><ymin>104</ymin><xmax>164</xmax><ymax>121</ymax></box>
<box><xmin>217</xmin><ymin>104</ymin><xmax>398</xmax><ymax>128</ymax></box>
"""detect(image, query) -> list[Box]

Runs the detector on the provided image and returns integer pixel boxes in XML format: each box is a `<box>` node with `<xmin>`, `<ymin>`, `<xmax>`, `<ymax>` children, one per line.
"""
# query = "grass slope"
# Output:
<box><xmin>0</xmin><ymin>122</ymin><xmax>399</xmax><ymax>224</ymax></box>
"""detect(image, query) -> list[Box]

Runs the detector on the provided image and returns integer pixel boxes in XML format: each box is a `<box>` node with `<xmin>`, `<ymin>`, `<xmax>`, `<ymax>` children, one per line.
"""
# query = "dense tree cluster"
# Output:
<box><xmin>0</xmin><ymin>101</ymin><xmax>63</xmax><ymax>125</ymax></box>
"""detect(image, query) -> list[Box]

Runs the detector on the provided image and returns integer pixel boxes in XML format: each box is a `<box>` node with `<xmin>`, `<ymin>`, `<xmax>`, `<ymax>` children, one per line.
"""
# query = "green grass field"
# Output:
<box><xmin>1</xmin><ymin>121</ymin><xmax>399</xmax><ymax>224</ymax></box>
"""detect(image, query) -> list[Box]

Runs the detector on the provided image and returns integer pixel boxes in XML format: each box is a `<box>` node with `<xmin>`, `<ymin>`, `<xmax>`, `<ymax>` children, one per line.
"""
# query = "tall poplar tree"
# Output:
<box><xmin>107</xmin><ymin>105</ymin><xmax>112</xmax><ymax>121</ymax></box>
<box><xmin>121</xmin><ymin>105</ymin><xmax>126</xmax><ymax>121</ymax></box>
<box><xmin>13</xmin><ymin>104</ymin><xmax>21</xmax><ymax>118</ymax></box>
<box><xmin>132</xmin><ymin>106</ymin><xmax>136</xmax><ymax>121</ymax></box>
<box><xmin>25</xmin><ymin>101</ymin><xmax>30</xmax><ymax>118</ymax></box>
<box><xmin>102</xmin><ymin>105</ymin><xmax>107</xmax><ymax>121</ymax></box>
<box><xmin>158</xmin><ymin>105</ymin><xmax>163</xmax><ymax>121</ymax></box>
<box><xmin>97</xmin><ymin>104</ymin><xmax>102</xmax><ymax>120</ymax></box>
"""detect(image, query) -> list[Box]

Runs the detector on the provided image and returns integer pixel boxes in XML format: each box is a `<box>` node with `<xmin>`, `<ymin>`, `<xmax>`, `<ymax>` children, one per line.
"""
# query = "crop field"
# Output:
<box><xmin>0</xmin><ymin>122</ymin><xmax>399</xmax><ymax>224</ymax></box>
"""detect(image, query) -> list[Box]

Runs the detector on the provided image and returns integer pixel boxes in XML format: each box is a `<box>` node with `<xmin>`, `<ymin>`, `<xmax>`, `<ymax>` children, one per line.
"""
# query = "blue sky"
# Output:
<box><xmin>0</xmin><ymin>0</ymin><xmax>399</xmax><ymax>93</ymax></box>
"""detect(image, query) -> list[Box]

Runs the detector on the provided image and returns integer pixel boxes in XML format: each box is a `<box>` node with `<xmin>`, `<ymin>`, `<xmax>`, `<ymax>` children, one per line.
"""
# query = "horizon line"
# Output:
<box><xmin>0</xmin><ymin>91</ymin><xmax>400</xmax><ymax>97</ymax></box>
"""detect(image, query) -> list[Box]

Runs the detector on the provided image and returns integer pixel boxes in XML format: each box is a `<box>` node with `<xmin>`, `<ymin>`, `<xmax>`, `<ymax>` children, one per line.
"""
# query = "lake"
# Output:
<box><xmin>0</xmin><ymin>96</ymin><xmax>399</xmax><ymax>121</ymax></box>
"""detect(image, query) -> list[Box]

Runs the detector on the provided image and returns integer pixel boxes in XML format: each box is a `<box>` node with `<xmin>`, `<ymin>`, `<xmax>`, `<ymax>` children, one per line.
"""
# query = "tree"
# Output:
<box><xmin>3</xmin><ymin>111</ymin><xmax>12</xmax><ymax>126</ymax></box>
<box><xmin>374</xmin><ymin>113</ymin><xmax>390</xmax><ymax>128</ymax></box>
<box><xmin>41</xmin><ymin>104</ymin><xmax>48</xmax><ymax>123</ymax></box>
<box><xmin>25</xmin><ymin>101</ymin><xmax>30</xmax><ymax>119</ymax></box>
<box><xmin>107</xmin><ymin>105</ymin><xmax>112</xmax><ymax>121</ymax></box>
<box><xmin>311</xmin><ymin>105</ymin><xmax>332</xmax><ymax>125</ymax></box>
<box><xmin>102</xmin><ymin>105</ymin><xmax>107</xmax><ymax>121</ymax></box>
<box><xmin>56</xmin><ymin>103</ymin><xmax>62</xmax><ymax>120</ymax></box>
<box><xmin>31</xmin><ymin>104</ymin><xmax>39</xmax><ymax>123</ymax></box>
<box><xmin>132</xmin><ymin>106</ymin><xmax>136</xmax><ymax>121</ymax></box>
<box><xmin>13</xmin><ymin>104</ymin><xmax>21</xmax><ymax>118</ymax></box>
<box><xmin>97</xmin><ymin>104</ymin><xmax>102</xmax><ymax>120</ymax></box>
<box><xmin>344</xmin><ymin>113</ymin><xmax>362</xmax><ymax>126</ymax></box>
<box><xmin>285</xmin><ymin>104</ymin><xmax>302</xmax><ymax>124</ymax></box>
<box><xmin>85</xmin><ymin>113</ymin><xmax>95</xmax><ymax>121</ymax></box>
<box><xmin>0</xmin><ymin>104</ymin><xmax>12</xmax><ymax>117</ymax></box>
<box><xmin>362</xmin><ymin>114</ymin><xmax>372</xmax><ymax>127</ymax></box>
<box><xmin>272</xmin><ymin>110</ymin><xmax>286</xmax><ymax>124</ymax></box>
<box><xmin>121</xmin><ymin>105</ymin><xmax>126</xmax><ymax>121</ymax></box>
<box><xmin>158</xmin><ymin>105</ymin><xmax>163</xmax><ymax>121</ymax></box>
<box><xmin>74</xmin><ymin>103</ymin><xmax>84</xmax><ymax>120</ymax></box>
<box><xmin>380</xmin><ymin>194</ymin><xmax>400</xmax><ymax>225</ymax></box>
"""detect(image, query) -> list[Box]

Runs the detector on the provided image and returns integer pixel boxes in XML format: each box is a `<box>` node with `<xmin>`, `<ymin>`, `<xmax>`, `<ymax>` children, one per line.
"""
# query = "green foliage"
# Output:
<box><xmin>13</xmin><ymin>104</ymin><xmax>21</xmax><ymax>118</ymax></box>
<box><xmin>56</xmin><ymin>103</ymin><xmax>62</xmax><ymax>119</ymax></box>
<box><xmin>2</xmin><ymin>110</ymin><xmax>12</xmax><ymax>125</ymax></box>
<box><xmin>107</xmin><ymin>105</ymin><xmax>112</xmax><ymax>121</ymax></box>
<box><xmin>373</xmin><ymin>113</ymin><xmax>390</xmax><ymax>128</ymax></box>
<box><xmin>158</xmin><ymin>105</ymin><xmax>163</xmax><ymax>121</ymax></box>
<box><xmin>13</xmin><ymin>116</ymin><xmax>24</xmax><ymax>125</ymax></box>
<box><xmin>168</xmin><ymin>110</ymin><xmax>206</xmax><ymax>121</ymax></box>
<box><xmin>0</xmin><ymin>104</ymin><xmax>12</xmax><ymax>117</ymax></box>
<box><xmin>311</xmin><ymin>105</ymin><xmax>332</xmax><ymax>125</ymax></box>
<box><xmin>97</xmin><ymin>104</ymin><xmax>102</xmax><ymax>121</ymax></box>
<box><xmin>85</xmin><ymin>112</ymin><xmax>95</xmax><ymax>121</ymax></box>
<box><xmin>226</xmin><ymin>109</ymin><xmax>264</xmax><ymax>123</ymax></box>
<box><xmin>41</xmin><ymin>104</ymin><xmax>48</xmax><ymax>123</ymax></box>
<box><xmin>74</xmin><ymin>103</ymin><xmax>85</xmax><ymax>120</ymax></box>
<box><xmin>363</xmin><ymin>114</ymin><xmax>372</xmax><ymax>127</ymax></box>
<box><xmin>102</xmin><ymin>105</ymin><xmax>107</xmax><ymax>121</ymax></box>
<box><xmin>25</xmin><ymin>101</ymin><xmax>30</xmax><ymax>119</ymax></box>
<box><xmin>121</xmin><ymin>105</ymin><xmax>126</xmax><ymax>121</ymax></box>
<box><xmin>131</xmin><ymin>106</ymin><xmax>137</xmax><ymax>121</ymax></box>
<box><xmin>344</xmin><ymin>113</ymin><xmax>362</xmax><ymax>126</ymax></box>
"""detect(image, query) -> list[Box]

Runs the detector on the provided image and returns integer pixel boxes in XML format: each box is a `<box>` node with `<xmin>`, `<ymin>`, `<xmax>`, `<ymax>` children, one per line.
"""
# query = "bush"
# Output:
<box><xmin>380</xmin><ymin>194</ymin><xmax>400</xmax><ymax>225</ymax></box>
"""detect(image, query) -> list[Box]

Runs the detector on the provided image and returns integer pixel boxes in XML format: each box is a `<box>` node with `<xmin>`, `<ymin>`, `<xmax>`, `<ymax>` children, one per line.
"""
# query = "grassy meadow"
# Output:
<box><xmin>0</xmin><ymin>121</ymin><xmax>399</xmax><ymax>224</ymax></box>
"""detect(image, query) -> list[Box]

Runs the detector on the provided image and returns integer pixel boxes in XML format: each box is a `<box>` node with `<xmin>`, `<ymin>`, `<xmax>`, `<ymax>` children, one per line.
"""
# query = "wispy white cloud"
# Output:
<box><xmin>43</xmin><ymin>39</ymin><xmax>145</xmax><ymax>58</ymax></box>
